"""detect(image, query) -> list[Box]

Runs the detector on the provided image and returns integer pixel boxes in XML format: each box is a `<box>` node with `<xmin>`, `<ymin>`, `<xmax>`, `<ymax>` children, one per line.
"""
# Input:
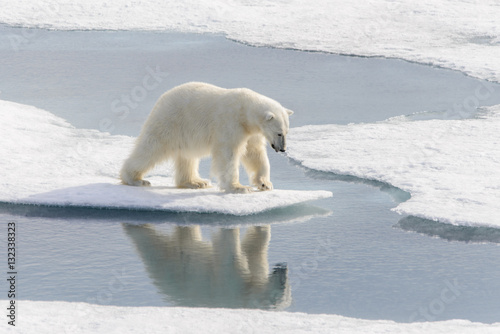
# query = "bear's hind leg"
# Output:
<box><xmin>174</xmin><ymin>156</ymin><xmax>211</xmax><ymax>189</ymax></box>
<box><xmin>120</xmin><ymin>137</ymin><xmax>169</xmax><ymax>187</ymax></box>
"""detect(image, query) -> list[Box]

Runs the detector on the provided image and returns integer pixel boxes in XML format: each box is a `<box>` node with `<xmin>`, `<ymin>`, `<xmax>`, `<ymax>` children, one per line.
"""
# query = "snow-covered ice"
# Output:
<box><xmin>0</xmin><ymin>100</ymin><xmax>331</xmax><ymax>215</ymax></box>
<box><xmin>3</xmin><ymin>300</ymin><xmax>500</xmax><ymax>334</ymax></box>
<box><xmin>288</xmin><ymin>105</ymin><xmax>500</xmax><ymax>228</ymax></box>
<box><xmin>2</xmin><ymin>0</ymin><xmax>500</xmax><ymax>83</ymax></box>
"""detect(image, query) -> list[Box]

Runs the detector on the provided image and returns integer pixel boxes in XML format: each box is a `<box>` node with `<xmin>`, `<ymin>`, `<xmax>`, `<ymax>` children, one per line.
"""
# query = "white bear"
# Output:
<box><xmin>120</xmin><ymin>82</ymin><xmax>293</xmax><ymax>193</ymax></box>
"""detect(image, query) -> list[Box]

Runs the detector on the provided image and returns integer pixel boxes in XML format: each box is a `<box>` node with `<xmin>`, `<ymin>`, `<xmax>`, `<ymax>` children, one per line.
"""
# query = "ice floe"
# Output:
<box><xmin>2</xmin><ymin>1</ymin><xmax>500</xmax><ymax>82</ymax></box>
<box><xmin>3</xmin><ymin>300</ymin><xmax>500</xmax><ymax>334</ymax></box>
<box><xmin>287</xmin><ymin>105</ymin><xmax>500</xmax><ymax>228</ymax></box>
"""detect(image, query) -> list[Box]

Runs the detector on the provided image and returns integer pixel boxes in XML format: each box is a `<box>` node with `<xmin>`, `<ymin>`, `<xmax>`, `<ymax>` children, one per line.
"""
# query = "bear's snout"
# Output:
<box><xmin>271</xmin><ymin>136</ymin><xmax>286</xmax><ymax>152</ymax></box>
<box><xmin>271</xmin><ymin>144</ymin><xmax>283</xmax><ymax>152</ymax></box>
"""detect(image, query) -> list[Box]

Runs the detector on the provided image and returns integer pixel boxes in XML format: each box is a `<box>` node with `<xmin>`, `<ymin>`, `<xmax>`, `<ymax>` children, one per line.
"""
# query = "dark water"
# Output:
<box><xmin>1</xmin><ymin>26</ymin><xmax>500</xmax><ymax>323</ymax></box>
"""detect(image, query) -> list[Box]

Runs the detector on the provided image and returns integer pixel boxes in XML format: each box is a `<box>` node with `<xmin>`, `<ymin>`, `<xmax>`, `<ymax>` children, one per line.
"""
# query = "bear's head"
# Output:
<box><xmin>262</xmin><ymin>107</ymin><xmax>294</xmax><ymax>153</ymax></box>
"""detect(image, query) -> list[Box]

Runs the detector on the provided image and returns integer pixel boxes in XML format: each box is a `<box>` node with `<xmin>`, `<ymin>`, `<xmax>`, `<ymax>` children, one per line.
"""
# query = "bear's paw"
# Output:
<box><xmin>127</xmin><ymin>179</ymin><xmax>151</xmax><ymax>187</ymax></box>
<box><xmin>257</xmin><ymin>180</ymin><xmax>273</xmax><ymax>191</ymax></box>
<box><xmin>227</xmin><ymin>184</ymin><xmax>254</xmax><ymax>194</ymax></box>
<box><xmin>178</xmin><ymin>178</ymin><xmax>212</xmax><ymax>189</ymax></box>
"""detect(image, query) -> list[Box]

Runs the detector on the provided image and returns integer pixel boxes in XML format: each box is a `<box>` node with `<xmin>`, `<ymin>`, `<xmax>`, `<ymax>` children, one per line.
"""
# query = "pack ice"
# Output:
<box><xmin>288</xmin><ymin>105</ymin><xmax>500</xmax><ymax>228</ymax></box>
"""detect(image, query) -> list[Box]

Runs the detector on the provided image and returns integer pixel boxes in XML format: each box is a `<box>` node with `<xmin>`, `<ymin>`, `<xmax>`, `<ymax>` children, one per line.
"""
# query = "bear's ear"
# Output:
<box><xmin>265</xmin><ymin>112</ymin><xmax>275</xmax><ymax>121</ymax></box>
<box><xmin>285</xmin><ymin>108</ymin><xmax>294</xmax><ymax>116</ymax></box>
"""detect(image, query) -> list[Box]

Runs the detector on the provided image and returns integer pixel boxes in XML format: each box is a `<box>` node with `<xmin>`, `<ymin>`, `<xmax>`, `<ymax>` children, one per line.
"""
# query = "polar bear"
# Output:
<box><xmin>120</xmin><ymin>82</ymin><xmax>293</xmax><ymax>193</ymax></box>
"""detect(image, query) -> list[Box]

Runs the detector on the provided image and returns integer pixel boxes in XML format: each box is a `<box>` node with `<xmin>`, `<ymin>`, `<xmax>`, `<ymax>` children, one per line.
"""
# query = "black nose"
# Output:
<box><xmin>280</xmin><ymin>148</ymin><xmax>285</xmax><ymax>152</ymax></box>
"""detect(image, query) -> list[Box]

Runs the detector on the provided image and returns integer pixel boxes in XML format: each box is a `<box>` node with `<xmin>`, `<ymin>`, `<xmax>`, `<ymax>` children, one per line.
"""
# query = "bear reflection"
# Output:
<box><xmin>124</xmin><ymin>224</ymin><xmax>291</xmax><ymax>309</ymax></box>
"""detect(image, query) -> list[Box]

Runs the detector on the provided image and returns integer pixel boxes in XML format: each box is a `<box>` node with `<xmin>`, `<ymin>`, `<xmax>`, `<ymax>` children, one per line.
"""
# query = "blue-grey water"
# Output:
<box><xmin>1</xmin><ymin>26</ymin><xmax>500</xmax><ymax>323</ymax></box>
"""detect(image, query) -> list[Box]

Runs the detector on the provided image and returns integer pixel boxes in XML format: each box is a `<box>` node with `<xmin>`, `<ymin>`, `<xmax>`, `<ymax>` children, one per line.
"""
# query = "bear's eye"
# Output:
<box><xmin>277</xmin><ymin>134</ymin><xmax>282</xmax><ymax>137</ymax></box>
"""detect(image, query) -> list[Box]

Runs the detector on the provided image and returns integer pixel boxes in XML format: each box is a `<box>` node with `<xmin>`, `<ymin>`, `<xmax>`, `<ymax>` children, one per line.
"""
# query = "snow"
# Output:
<box><xmin>1</xmin><ymin>1</ymin><xmax>500</xmax><ymax>82</ymax></box>
<box><xmin>3</xmin><ymin>300</ymin><xmax>500</xmax><ymax>334</ymax></box>
<box><xmin>0</xmin><ymin>99</ymin><xmax>331</xmax><ymax>215</ymax></box>
<box><xmin>287</xmin><ymin>105</ymin><xmax>500</xmax><ymax>228</ymax></box>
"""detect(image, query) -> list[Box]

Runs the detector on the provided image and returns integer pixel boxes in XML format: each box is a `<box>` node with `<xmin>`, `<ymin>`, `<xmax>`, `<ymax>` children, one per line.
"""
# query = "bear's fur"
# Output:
<box><xmin>120</xmin><ymin>82</ymin><xmax>293</xmax><ymax>193</ymax></box>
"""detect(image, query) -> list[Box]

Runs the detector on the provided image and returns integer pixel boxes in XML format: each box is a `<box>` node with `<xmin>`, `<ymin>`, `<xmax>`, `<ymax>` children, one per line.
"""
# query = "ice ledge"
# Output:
<box><xmin>3</xmin><ymin>300</ymin><xmax>499</xmax><ymax>334</ymax></box>
<box><xmin>14</xmin><ymin>183</ymin><xmax>333</xmax><ymax>216</ymax></box>
<box><xmin>287</xmin><ymin>105</ymin><xmax>500</xmax><ymax>228</ymax></box>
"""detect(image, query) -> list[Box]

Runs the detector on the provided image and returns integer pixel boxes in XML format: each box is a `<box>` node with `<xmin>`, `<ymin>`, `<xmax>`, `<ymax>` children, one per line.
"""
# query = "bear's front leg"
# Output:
<box><xmin>211</xmin><ymin>145</ymin><xmax>253</xmax><ymax>193</ymax></box>
<box><xmin>242</xmin><ymin>135</ymin><xmax>273</xmax><ymax>191</ymax></box>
